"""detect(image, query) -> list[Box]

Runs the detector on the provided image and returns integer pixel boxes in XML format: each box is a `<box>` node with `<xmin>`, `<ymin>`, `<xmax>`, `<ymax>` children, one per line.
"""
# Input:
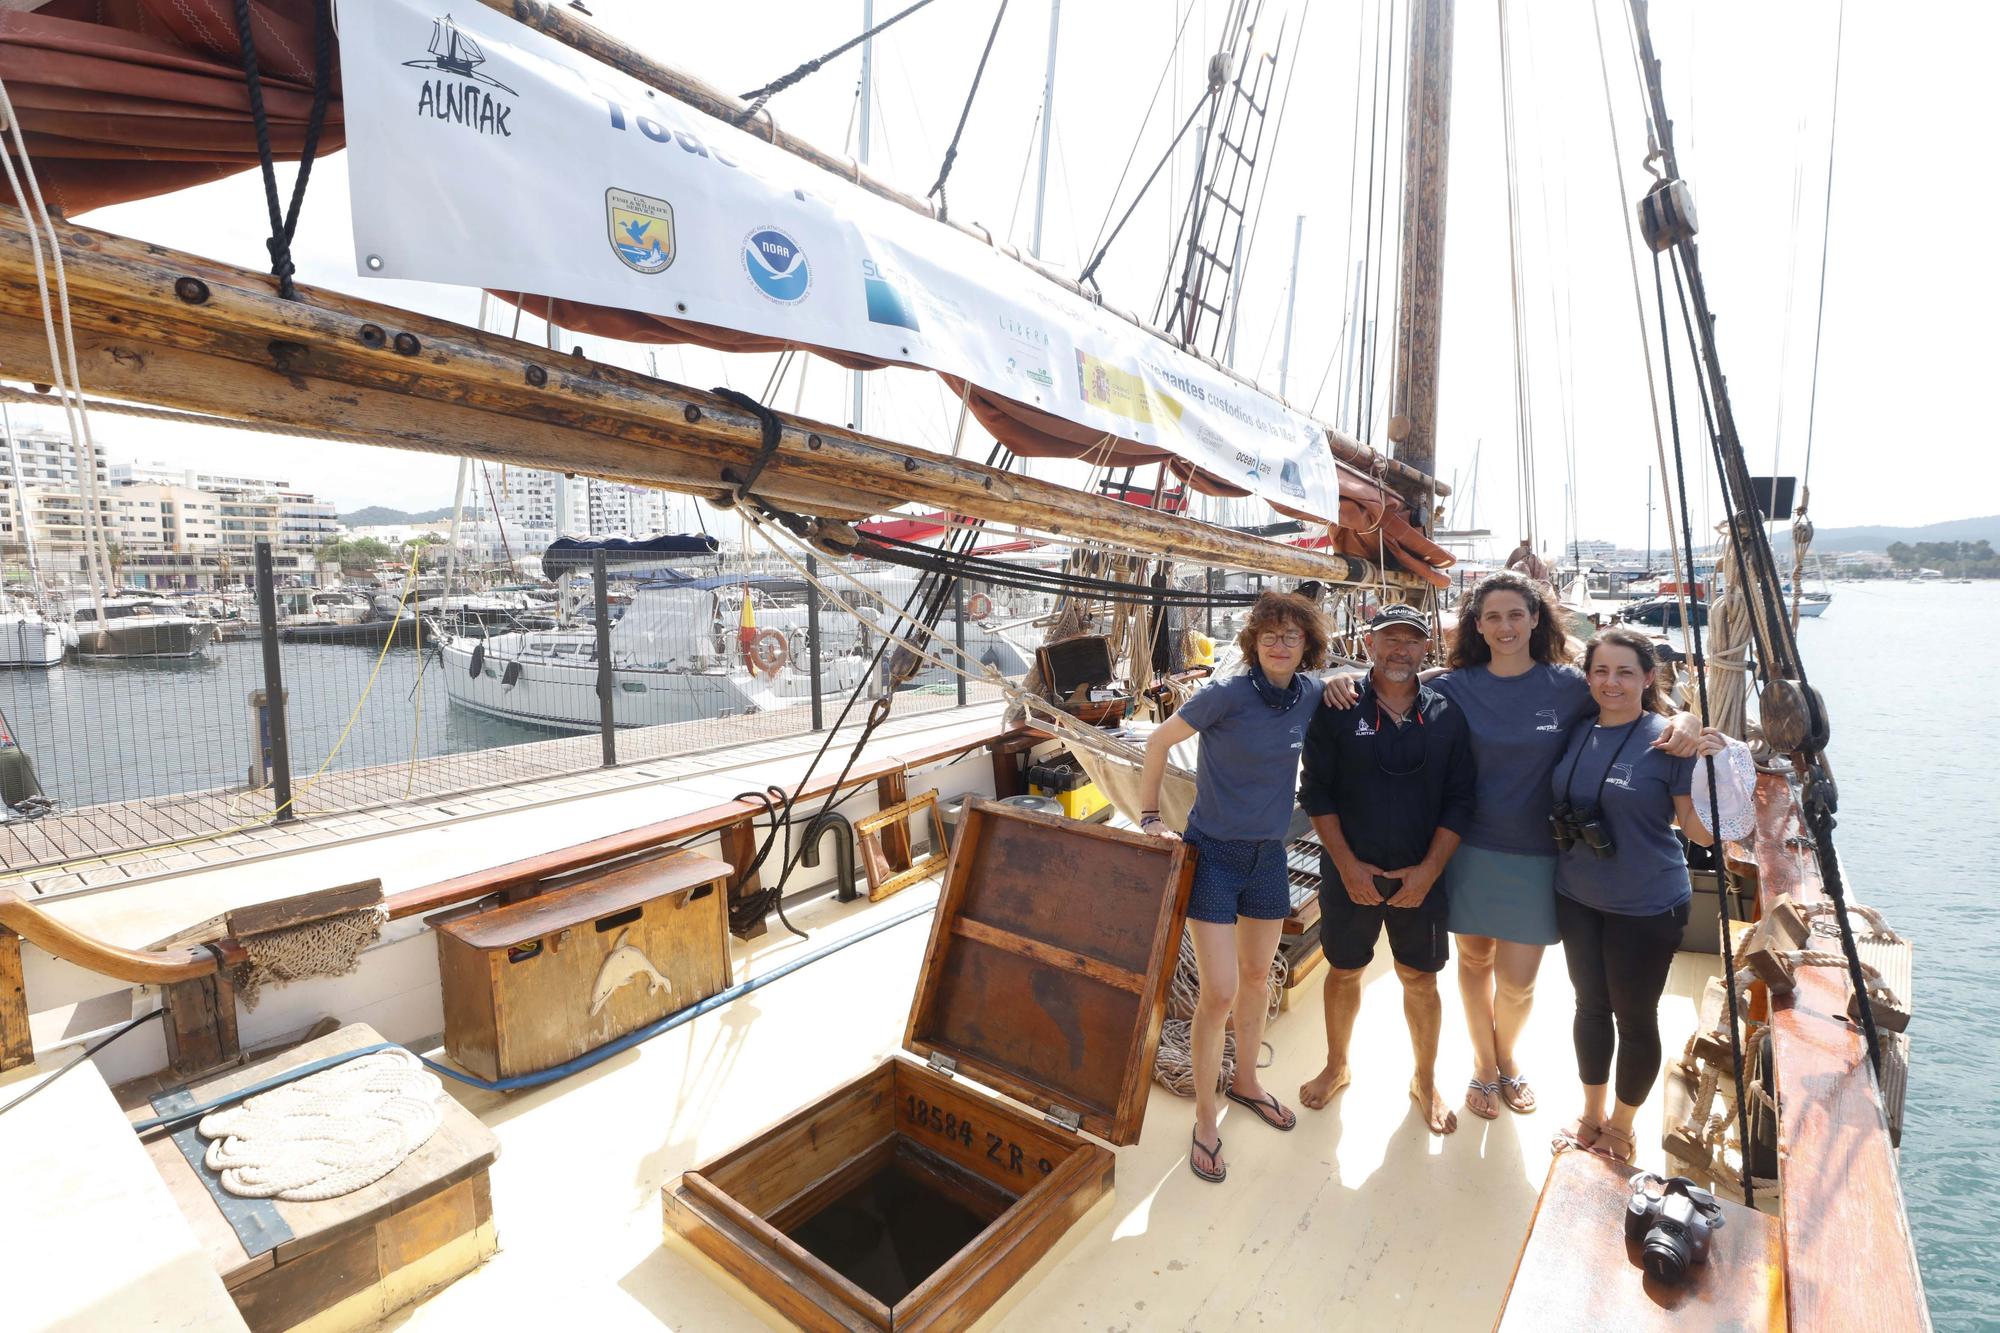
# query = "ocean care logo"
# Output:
<box><xmin>407</xmin><ymin>13</ymin><xmax>517</xmax><ymax>137</ymax></box>
<box><xmin>607</xmin><ymin>189</ymin><xmax>674</xmax><ymax>274</ymax></box>
<box><xmin>743</xmin><ymin>227</ymin><xmax>811</xmax><ymax>304</ymax></box>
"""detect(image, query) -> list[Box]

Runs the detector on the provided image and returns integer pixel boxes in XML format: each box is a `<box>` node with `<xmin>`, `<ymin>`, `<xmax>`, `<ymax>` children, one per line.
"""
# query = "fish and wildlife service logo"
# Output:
<box><xmin>607</xmin><ymin>190</ymin><xmax>675</xmax><ymax>274</ymax></box>
<box><xmin>743</xmin><ymin>227</ymin><xmax>811</xmax><ymax>304</ymax></box>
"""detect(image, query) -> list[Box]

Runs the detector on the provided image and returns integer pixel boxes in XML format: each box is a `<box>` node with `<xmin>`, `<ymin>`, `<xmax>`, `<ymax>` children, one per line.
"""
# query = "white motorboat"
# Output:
<box><xmin>69</xmin><ymin>596</ymin><xmax>217</xmax><ymax>660</ymax></box>
<box><xmin>440</xmin><ymin>578</ymin><xmax>1032</xmax><ymax>731</ymax></box>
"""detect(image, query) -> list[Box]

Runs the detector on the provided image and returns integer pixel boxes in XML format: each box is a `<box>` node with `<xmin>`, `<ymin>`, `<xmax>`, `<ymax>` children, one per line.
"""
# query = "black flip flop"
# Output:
<box><xmin>1225</xmin><ymin>1087</ymin><xmax>1298</xmax><ymax>1131</ymax></box>
<box><xmin>1190</xmin><ymin>1131</ymin><xmax>1226</xmax><ymax>1183</ymax></box>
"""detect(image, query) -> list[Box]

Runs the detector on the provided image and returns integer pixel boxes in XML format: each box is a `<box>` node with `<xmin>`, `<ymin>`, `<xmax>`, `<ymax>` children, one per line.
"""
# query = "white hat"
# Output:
<box><xmin>1689</xmin><ymin>736</ymin><xmax>1756</xmax><ymax>842</ymax></box>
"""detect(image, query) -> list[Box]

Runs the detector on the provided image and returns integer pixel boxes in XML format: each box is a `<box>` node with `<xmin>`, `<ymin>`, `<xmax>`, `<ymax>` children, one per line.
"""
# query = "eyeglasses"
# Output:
<box><xmin>1257</xmin><ymin>631</ymin><xmax>1306</xmax><ymax>648</ymax></box>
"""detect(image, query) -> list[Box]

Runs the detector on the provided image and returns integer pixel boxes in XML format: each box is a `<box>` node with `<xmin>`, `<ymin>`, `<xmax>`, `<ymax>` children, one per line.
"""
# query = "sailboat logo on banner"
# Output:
<box><xmin>743</xmin><ymin>227</ymin><xmax>812</xmax><ymax>304</ymax></box>
<box><xmin>606</xmin><ymin>189</ymin><xmax>675</xmax><ymax>274</ymax></box>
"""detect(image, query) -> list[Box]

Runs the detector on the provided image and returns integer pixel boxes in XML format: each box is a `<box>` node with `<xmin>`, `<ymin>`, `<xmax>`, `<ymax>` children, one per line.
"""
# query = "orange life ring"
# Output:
<box><xmin>965</xmin><ymin>592</ymin><xmax>994</xmax><ymax>621</ymax></box>
<box><xmin>746</xmin><ymin>628</ymin><xmax>789</xmax><ymax>677</ymax></box>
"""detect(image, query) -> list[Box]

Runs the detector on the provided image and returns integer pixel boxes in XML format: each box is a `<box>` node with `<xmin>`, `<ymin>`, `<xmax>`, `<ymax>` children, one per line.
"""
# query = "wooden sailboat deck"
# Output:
<box><xmin>397</xmin><ymin>877</ymin><xmax>1716</xmax><ymax>1331</ymax></box>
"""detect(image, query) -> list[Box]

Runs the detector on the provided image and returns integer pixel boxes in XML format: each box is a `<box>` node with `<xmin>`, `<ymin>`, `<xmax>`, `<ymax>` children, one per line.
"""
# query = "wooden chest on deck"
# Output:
<box><xmin>435</xmin><ymin>847</ymin><xmax>732</xmax><ymax>1082</ymax></box>
<box><xmin>663</xmin><ymin>799</ymin><xmax>1194</xmax><ymax>1331</ymax></box>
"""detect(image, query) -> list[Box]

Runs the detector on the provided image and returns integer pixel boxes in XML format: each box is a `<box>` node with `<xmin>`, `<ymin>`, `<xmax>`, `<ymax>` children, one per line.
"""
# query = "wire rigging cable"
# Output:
<box><xmin>1799</xmin><ymin>0</ymin><xmax>1846</xmax><ymax>494</ymax></box>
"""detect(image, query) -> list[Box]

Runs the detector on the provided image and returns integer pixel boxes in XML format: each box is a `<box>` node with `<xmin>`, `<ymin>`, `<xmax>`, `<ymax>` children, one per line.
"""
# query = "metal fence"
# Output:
<box><xmin>0</xmin><ymin>540</ymin><xmax>1027</xmax><ymax>874</ymax></box>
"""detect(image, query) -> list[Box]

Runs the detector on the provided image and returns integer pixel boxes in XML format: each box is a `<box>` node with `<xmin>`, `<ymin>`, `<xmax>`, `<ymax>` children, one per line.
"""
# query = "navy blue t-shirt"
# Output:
<box><xmin>1551</xmin><ymin>710</ymin><xmax>1697</xmax><ymax>915</ymax></box>
<box><xmin>1176</xmin><ymin>672</ymin><xmax>1318</xmax><ymax>842</ymax></box>
<box><xmin>1435</xmin><ymin>663</ymin><xmax>1594</xmax><ymax>855</ymax></box>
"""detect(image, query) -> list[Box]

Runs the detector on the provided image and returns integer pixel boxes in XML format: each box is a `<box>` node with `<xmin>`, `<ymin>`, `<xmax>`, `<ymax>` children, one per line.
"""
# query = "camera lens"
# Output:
<box><xmin>1642</xmin><ymin>1230</ymin><xmax>1691</xmax><ymax>1284</ymax></box>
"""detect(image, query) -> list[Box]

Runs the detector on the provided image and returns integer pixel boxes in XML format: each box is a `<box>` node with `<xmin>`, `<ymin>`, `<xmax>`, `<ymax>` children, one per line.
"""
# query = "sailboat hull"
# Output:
<box><xmin>0</xmin><ymin>616</ymin><xmax>64</xmax><ymax>667</ymax></box>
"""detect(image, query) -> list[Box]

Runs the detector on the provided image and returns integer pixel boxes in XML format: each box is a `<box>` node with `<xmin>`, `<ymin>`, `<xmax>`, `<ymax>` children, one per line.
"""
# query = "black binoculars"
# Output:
<box><xmin>1550</xmin><ymin>801</ymin><xmax>1615</xmax><ymax>858</ymax></box>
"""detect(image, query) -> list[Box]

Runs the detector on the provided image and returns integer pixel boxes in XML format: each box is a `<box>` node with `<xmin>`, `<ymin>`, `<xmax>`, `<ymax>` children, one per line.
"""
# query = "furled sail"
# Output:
<box><xmin>0</xmin><ymin>0</ymin><xmax>1451</xmax><ymax>585</ymax></box>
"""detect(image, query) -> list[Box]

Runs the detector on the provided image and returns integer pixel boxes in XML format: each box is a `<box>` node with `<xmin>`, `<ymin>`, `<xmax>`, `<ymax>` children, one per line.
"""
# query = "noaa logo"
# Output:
<box><xmin>743</xmin><ymin>227</ymin><xmax>811</xmax><ymax>304</ymax></box>
<box><xmin>607</xmin><ymin>189</ymin><xmax>674</xmax><ymax>274</ymax></box>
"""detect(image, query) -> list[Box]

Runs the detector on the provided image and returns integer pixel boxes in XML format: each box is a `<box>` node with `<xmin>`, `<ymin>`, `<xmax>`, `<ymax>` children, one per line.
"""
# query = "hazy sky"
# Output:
<box><xmin>15</xmin><ymin>0</ymin><xmax>1995</xmax><ymax>554</ymax></box>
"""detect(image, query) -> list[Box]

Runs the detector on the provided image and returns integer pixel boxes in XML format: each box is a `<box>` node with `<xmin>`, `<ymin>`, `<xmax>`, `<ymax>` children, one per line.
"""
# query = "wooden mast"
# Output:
<box><xmin>1387</xmin><ymin>0</ymin><xmax>1455</xmax><ymax>533</ymax></box>
<box><xmin>0</xmin><ymin>211</ymin><xmax>1419</xmax><ymax>587</ymax></box>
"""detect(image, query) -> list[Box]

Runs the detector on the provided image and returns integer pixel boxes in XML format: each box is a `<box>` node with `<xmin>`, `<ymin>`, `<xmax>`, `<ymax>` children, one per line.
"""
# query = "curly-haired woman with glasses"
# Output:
<box><xmin>1137</xmin><ymin>589</ymin><xmax>1328</xmax><ymax>1184</ymax></box>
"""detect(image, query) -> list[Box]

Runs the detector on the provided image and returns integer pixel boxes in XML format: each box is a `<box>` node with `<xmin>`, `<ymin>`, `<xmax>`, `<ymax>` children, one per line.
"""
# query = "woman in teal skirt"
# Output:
<box><xmin>1325</xmin><ymin>571</ymin><xmax>1699</xmax><ymax>1121</ymax></box>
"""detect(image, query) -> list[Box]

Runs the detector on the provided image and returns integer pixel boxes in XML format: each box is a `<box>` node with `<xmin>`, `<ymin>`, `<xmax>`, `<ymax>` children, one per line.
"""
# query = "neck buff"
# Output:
<box><xmin>1247</xmin><ymin>660</ymin><xmax>1304</xmax><ymax>712</ymax></box>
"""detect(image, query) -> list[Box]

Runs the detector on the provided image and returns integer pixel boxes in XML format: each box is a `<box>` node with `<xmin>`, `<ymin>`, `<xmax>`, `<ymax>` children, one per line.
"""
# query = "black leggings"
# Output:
<box><xmin>1555</xmin><ymin>894</ymin><xmax>1689</xmax><ymax>1107</ymax></box>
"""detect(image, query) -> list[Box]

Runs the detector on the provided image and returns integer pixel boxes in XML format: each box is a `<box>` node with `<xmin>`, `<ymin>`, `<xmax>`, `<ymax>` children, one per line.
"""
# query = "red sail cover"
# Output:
<box><xmin>0</xmin><ymin>5</ymin><xmax>1452</xmax><ymax>586</ymax></box>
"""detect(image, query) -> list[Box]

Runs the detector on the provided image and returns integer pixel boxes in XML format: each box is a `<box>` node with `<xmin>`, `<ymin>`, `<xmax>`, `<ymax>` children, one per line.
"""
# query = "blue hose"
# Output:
<box><xmin>130</xmin><ymin>1041</ymin><xmax>399</xmax><ymax>1134</ymax></box>
<box><xmin>418</xmin><ymin>898</ymin><xmax>937</xmax><ymax>1093</ymax></box>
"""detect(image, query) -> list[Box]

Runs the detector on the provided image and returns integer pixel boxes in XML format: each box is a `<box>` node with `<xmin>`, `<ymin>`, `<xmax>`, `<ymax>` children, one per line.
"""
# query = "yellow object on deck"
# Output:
<box><xmin>1029</xmin><ymin>778</ymin><xmax>1110</xmax><ymax>821</ymax></box>
<box><xmin>1187</xmin><ymin>631</ymin><xmax>1215</xmax><ymax>667</ymax></box>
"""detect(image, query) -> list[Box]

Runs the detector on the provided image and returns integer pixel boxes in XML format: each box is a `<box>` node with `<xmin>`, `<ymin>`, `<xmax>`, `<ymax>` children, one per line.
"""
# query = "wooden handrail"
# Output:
<box><xmin>0</xmin><ymin>890</ymin><xmax>216</xmax><ymax>984</ymax></box>
<box><xmin>1748</xmin><ymin>771</ymin><xmax>1929</xmax><ymax>1330</ymax></box>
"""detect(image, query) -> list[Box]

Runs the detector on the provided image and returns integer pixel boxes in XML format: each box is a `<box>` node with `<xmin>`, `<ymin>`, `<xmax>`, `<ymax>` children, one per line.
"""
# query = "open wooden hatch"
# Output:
<box><xmin>663</xmin><ymin>799</ymin><xmax>1194</xmax><ymax>1331</ymax></box>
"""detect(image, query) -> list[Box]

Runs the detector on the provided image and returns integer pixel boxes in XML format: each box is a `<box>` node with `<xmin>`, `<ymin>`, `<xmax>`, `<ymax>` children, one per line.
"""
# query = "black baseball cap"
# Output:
<box><xmin>1367</xmin><ymin>604</ymin><xmax>1433</xmax><ymax>636</ymax></box>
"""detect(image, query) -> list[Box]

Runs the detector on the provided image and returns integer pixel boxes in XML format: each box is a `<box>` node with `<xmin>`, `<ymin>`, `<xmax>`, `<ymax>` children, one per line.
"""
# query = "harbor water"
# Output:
<box><xmin>1792</xmin><ymin>581</ymin><xmax>2000</xmax><ymax>1329</ymax></box>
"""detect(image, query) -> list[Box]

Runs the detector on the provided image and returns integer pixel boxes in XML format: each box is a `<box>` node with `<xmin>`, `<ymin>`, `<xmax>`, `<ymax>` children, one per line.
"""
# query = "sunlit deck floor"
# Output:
<box><xmin>396</xmin><ymin>877</ymin><xmax>1717</xmax><ymax>1332</ymax></box>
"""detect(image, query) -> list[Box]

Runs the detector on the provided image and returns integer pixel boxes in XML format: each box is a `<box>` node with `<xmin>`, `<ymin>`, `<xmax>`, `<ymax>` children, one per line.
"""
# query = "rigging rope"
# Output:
<box><xmin>736</xmin><ymin>0</ymin><xmax>941</xmax><ymax>124</ymax></box>
<box><xmin>1649</xmin><ymin>244</ymin><xmax>1756</xmax><ymax>1209</ymax></box>
<box><xmin>1078</xmin><ymin>90</ymin><xmax>1218</xmax><ymax>290</ymax></box>
<box><xmin>1799</xmin><ymin>0</ymin><xmax>1846</xmax><ymax>498</ymax></box>
<box><xmin>1588</xmin><ymin>0</ymin><xmax>1693</xmax><ymax>627</ymax></box>
<box><xmin>924</xmin><ymin>0</ymin><xmax>1011</xmax><ymax>221</ymax></box>
<box><xmin>230</xmin><ymin>0</ymin><xmax>334</xmax><ymax>301</ymax></box>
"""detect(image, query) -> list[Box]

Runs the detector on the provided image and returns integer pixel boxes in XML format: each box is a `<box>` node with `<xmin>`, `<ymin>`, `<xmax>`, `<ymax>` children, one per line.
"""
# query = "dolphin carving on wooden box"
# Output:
<box><xmin>589</xmin><ymin>929</ymin><xmax>673</xmax><ymax>1016</ymax></box>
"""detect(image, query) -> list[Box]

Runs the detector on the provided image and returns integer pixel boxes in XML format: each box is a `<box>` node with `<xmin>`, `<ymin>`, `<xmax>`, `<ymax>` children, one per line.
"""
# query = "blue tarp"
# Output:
<box><xmin>539</xmin><ymin>534</ymin><xmax>720</xmax><ymax>579</ymax></box>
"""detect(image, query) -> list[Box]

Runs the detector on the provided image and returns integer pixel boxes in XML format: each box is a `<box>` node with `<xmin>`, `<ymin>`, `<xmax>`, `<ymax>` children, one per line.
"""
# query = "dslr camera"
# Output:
<box><xmin>1623</xmin><ymin>1173</ymin><xmax>1726</xmax><ymax>1284</ymax></box>
<box><xmin>1549</xmin><ymin>801</ymin><xmax>1615</xmax><ymax>858</ymax></box>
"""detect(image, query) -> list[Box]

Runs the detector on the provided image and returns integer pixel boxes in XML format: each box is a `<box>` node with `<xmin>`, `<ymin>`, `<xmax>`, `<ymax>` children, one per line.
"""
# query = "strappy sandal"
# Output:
<box><xmin>1550</xmin><ymin>1116</ymin><xmax>1600</xmax><ymax>1155</ymax></box>
<box><xmin>1464</xmin><ymin>1077</ymin><xmax>1501</xmax><ymax>1121</ymax></box>
<box><xmin>1497</xmin><ymin>1071</ymin><xmax>1538</xmax><ymax>1114</ymax></box>
<box><xmin>1225</xmin><ymin>1087</ymin><xmax>1297</xmax><ymax>1131</ymax></box>
<box><xmin>1586</xmin><ymin>1122</ymin><xmax>1637</xmax><ymax>1163</ymax></box>
<box><xmin>1190</xmin><ymin>1131</ymin><xmax>1226</xmax><ymax>1183</ymax></box>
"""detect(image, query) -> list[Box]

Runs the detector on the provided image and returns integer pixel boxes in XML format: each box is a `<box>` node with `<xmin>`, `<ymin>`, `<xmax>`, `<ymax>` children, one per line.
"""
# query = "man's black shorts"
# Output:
<box><xmin>1317</xmin><ymin>877</ymin><xmax>1451</xmax><ymax>973</ymax></box>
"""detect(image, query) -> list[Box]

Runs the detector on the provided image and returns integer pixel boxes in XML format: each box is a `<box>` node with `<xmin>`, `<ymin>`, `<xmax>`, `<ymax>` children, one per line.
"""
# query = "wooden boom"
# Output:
<box><xmin>0</xmin><ymin>210</ymin><xmax>1418</xmax><ymax>587</ymax></box>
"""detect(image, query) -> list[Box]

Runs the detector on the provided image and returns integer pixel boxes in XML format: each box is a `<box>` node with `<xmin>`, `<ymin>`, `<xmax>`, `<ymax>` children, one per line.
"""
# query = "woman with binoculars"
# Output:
<box><xmin>1550</xmin><ymin>626</ymin><xmax>1728</xmax><ymax>1162</ymax></box>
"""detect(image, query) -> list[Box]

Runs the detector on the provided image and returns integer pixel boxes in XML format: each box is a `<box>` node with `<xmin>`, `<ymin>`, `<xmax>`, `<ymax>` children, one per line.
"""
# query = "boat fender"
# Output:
<box><xmin>501</xmin><ymin>660</ymin><xmax>522</xmax><ymax>688</ymax></box>
<box><xmin>965</xmin><ymin>592</ymin><xmax>993</xmax><ymax>621</ymax></box>
<box><xmin>468</xmin><ymin>641</ymin><xmax>485</xmax><ymax>677</ymax></box>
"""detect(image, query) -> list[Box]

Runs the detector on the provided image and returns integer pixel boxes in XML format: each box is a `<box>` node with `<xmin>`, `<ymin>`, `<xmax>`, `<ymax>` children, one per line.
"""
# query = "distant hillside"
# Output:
<box><xmin>340</xmin><ymin>505</ymin><xmax>455</xmax><ymax>527</ymax></box>
<box><xmin>1780</xmin><ymin>515</ymin><xmax>2000</xmax><ymax>553</ymax></box>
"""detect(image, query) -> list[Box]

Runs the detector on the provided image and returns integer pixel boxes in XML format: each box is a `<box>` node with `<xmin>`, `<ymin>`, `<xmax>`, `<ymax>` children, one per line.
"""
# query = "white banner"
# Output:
<box><xmin>339</xmin><ymin>0</ymin><xmax>1344</xmax><ymax>523</ymax></box>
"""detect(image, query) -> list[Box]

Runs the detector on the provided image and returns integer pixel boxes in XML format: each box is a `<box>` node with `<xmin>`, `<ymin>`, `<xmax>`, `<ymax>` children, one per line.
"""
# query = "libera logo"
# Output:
<box><xmin>406</xmin><ymin>14</ymin><xmax>516</xmax><ymax>137</ymax></box>
<box><xmin>743</xmin><ymin>228</ymin><xmax>811</xmax><ymax>304</ymax></box>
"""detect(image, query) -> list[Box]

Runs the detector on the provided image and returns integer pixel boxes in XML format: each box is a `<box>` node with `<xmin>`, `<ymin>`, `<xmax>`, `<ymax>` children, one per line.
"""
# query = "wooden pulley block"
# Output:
<box><xmin>1738</xmin><ymin>898</ymin><xmax>1809</xmax><ymax>995</ymax></box>
<box><xmin>1850</xmin><ymin>978</ymin><xmax>1912</xmax><ymax>1034</ymax></box>
<box><xmin>1639</xmin><ymin>178</ymin><xmax>1699</xmax><ymax>252</ymax></box>
<box><xmin>1759</xmin><ymin>677</ymin><xmax>1831</xmax><ymax>754</ymax></box>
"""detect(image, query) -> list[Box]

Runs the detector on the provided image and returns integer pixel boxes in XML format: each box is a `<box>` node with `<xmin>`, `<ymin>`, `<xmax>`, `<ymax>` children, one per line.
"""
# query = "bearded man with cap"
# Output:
<box><xmin>1295</xmin><ymin>603</ymin><xmax>1476</xmax><ymax>1135</ymax></box>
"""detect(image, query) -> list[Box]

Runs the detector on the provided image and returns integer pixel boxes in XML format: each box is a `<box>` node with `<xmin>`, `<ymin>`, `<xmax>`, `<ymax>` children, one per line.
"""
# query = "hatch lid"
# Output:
<box><xmin>903</xmin><ymin>797</ymin><xmax>1194</xmax><ymax>1146</ymax></box>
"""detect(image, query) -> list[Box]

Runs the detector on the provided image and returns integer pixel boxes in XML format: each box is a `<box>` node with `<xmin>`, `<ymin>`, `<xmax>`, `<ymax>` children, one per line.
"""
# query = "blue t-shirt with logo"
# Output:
<box><xmin>1176</xmin><ymin>673</ymin><xmax>1318</xmax><ymax>842</ymax></box>
<box><xmin>1551</xmin><ymin>711</ymin><xmax>1697</xmax><ymax>915</ymax></box>
<box><xmin>1434</xmin><ymin>663</ymin><xmax>1595</xmax><ymax>855</ymax></box>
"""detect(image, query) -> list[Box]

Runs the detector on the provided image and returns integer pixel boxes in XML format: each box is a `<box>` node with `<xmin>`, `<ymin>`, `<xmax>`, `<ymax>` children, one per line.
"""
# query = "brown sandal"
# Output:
<box><xmin>1587</xmin><ymin>1122</ymin><xmax>1637</xmax><ymax>1163</ymax></box>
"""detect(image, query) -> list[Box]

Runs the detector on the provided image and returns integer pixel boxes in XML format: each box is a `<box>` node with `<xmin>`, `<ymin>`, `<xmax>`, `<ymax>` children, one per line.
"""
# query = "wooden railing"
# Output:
<box><xmin>1746</xmin><ymin>771</ymin><xmax>1930</xmax><ymax>1331</ymax></box>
